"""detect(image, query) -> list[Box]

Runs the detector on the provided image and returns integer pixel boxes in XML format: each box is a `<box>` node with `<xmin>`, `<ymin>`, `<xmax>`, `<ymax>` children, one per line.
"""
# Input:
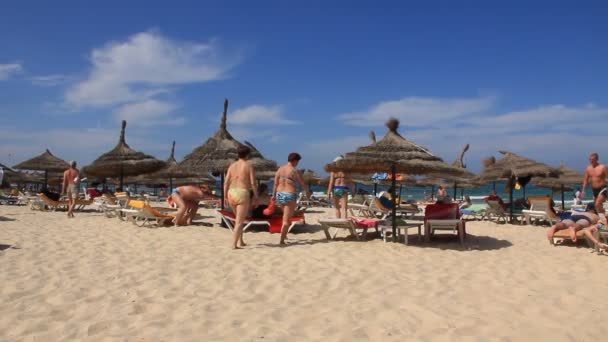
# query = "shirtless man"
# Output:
<box><xmin>61</xmin><ymin>161</ymin><xmax>80</xmax><ymax>218</ymax></box>
<box><xmin>582</xmin><ymin>152</ymin><xmax>608</xmax><ymax>224</ymax></box>
<box><xmin>224</xmin><ymin>145</ymin><xmax>257</xmax><ymax>249</ymax></box>
<box><xmin>273</xmin><ymin>152</ymin><xmax>310</xmax><ymax>245</ymax></box>
<box><xmin>170</xmin><ymin>185</ymin><xmax>206</xmax><ymax>227</ymax></box>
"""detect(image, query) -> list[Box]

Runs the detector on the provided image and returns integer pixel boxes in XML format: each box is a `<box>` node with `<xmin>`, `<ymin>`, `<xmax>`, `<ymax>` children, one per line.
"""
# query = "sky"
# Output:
<box><xmin>1</xmin><ymin>0</ymin><xmax>607</xmax><ymax>176</ymax></box>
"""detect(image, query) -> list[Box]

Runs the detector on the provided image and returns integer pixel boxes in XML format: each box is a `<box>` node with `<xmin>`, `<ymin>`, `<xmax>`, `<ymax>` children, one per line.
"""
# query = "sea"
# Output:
<box><xmin>310</xmin><ymin>181</ymin><xmax>588</xmax><ymax>208</ymax></box>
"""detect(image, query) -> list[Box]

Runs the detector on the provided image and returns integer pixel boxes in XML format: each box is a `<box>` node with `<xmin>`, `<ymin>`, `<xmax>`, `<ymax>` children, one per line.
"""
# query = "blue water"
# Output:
<box><xmin>311</xmin><ymin>181</ymin><xmax>587</xmax><ymax>206</ymax></box>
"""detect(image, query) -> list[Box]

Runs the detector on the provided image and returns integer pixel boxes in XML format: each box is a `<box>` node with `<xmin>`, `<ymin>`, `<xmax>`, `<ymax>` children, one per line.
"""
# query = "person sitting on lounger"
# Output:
<box><xmin>377</xmin><ymin>186</ymin><xmax>395</xmax><ymax>209</ymax></box>
<box><xmin>436</xmin><ymin>185</ymin><xmax>452</xmax><ymax>204</ymax></box>
<box><xmin>459</xmin><ymin>195</ymin><xmax>472</xmax><ymax>210</ymax></box>
<box><xmin>251</xmin><ymin>183</ymin><xmax>271</xmax><ymax>219</ymax></box>
<box><xmin>546</xmin><ymin>204</ymin><xmax>599</xmax><ymax>244</ymax></box>
<box><xmin>485</xmin><ymin>190</ymin><xmax>507</xmax><ymax>209</ymax></box>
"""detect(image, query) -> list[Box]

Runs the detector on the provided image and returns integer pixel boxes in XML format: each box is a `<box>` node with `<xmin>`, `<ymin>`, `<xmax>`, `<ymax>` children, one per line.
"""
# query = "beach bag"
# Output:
<box><xmin>263</xmin><ymin>197</ymin><xmax>276</xmax><ymax>216</ymax></box>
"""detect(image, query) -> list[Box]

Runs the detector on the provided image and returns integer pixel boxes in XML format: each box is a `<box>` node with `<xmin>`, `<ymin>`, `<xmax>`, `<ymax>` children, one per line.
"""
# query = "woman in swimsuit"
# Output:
<box><xmin>327</xmin><ymin>155</ymin><xmax>353</xmax><ymax>218</ymax></box>
<box><xmin>546</xmin><ymin>205</ymin><xmax>599</xmax><ymax>244</ymax></box>
<box><xmin>224</xmin><ymin>145</ymin><xmax>257</xmax><ymax>249</ymax></box>
<box><xmin>171</xmin><ymin>185</ymin><xmax>205</xmax><ymax>226</ymax></box>
<box><xmin>273</xmin><ymin>152</ymin><xmax>310</xmax><ymax>245</ymax></box>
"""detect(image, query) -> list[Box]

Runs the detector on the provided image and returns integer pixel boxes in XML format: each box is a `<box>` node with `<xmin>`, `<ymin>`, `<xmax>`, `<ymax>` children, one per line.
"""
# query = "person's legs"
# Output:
<box><xmin>332</xmin><ymin>194</ymin><xmax>341</xmax><ymax>218</ymax></box>
<box><xmin>231</xmin><ymin>199</ymin><xmax>250</xmax><ymax>249</ymax></box>
<box><xmin>186</xmin><ymin>200</ymin><xmax>199</xmax><ymax>225</ymax></box>
<box><xmin>280</xmin><ymin>201</ymin><xmax>296</xmax><ymax>245</ymax></box>
<box><xmin>569</xmin><ymin>219</ymin><xmax>590</xmax><ymax>242</ymax></box>
<box><xmin>172</xmin><ymin>193</ymin><xmax>186</xmax><ymax>227</ymax></box>
<box><xmin>547</xmin><ymin>220</ymin><xmax>571</xmax><ymax>244</ymax></box>
<box><xmin>340</xmin><ymin>195</ymin><xmax>348</xmax><ymax>218</ymax></box>
<box><xmin>595</xmin><ymin>191</ymin><xmax>607</xmax><ymax>224</ymax></box>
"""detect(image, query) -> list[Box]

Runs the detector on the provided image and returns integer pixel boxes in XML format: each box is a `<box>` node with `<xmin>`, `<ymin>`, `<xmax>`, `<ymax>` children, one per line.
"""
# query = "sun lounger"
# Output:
<box><xmin>522</xmin><ymin>196</ymin><xmax>559</xmax><ymax>226</ymax></box>
<box><xmin>318</xmin><ymin>217</ymin><xmax>383</xmax><ymax>241</ymax></box>
<box><xmin>424</xmin><ymin>203</ymin><xmax>465</xmax><ymax>245</ymax></box>
<box><xmin>459</xmin><ymin>203</ymin><xmax>487</xmax><ymax>220</ymax></box>
<box><xmin>218</xmin><ymin>209</ymin><xmax>305</xmax><ymax>233</ymax></box>
<box><xmin>35</xmin><ymin>193</ymin><xmax>68</xmax><ymax>211</ymax></box>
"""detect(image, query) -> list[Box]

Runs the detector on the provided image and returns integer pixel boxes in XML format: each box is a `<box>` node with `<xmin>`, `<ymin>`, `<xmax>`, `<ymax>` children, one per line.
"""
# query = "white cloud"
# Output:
<box><xmin>65</xmin><ymin>31</ymin><xmax>239</xmax><ymax>107</ymax></box>
<box><xmin>29</xmin><ymin>74</ymin><xmax>71</xmax><ymax>86</ymax></box>
<box><xmin>0</xmin><ymin>126</ymin><xmax>168</xmax><ymax>167</ymax></box>
<box><xmin>339</xmin><ymin>96</ymin><xmax>495</xmax><ymax>127</ymax></box>
<box><xmin>0</xmin><ymin>63</ymin><xmax>23</xmax><ymax>80</ymax></box>
<box><xmin>388</xmin><ymin>104</ymin><xmax>608</xmax><ymax>172</ymax></box>
<box><xmin>230</xmin><ymin>105</ymin><xmax>299</xmax><ymax>125</ymax></box>
<box><xmin>229</xmin><ymin>126</ymin><xmax>283</xmax><ymax>143</ymax></box>
<box><xmin>113</xmin><ymin>99</ymin><xmax>185</xmax><ymax>127</ymax></box>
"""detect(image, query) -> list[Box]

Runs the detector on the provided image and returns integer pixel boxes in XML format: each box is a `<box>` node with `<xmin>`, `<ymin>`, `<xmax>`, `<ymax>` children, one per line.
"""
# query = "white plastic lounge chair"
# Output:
<box><xmin>522</xmin><ymin>196</ymin><xmax>560</xmax><ymax>225</ymax></box>
<box><xmin>317</xmin><ymin>217</ymin><xmax>382</xmax><ymax>241</ymax></box>
<box><xmin>217</xmin><ymin>209</ymin><xmax>305</xmax><ymax>233</ymax></box>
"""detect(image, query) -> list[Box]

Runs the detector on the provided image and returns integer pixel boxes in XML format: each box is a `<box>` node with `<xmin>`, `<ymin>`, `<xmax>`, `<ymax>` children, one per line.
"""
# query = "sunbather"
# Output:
<box><xmin>170</xmin><ymin>185</ymin><xmax>206</xmax><ymax>227</ymax></box>
<box><xmin>251</xmin><ymin>183</ymin><xmax>271</xmax><ymax>219</ymax></box>
<box><xmin>546</xmin><ymin>204</ymin><xmax>599</xmax><ymax>244</ymax></box>
<box><xmin>581</xmin><ymin>223</ymin><xmax>608</xmax><ymax>251</ymax></box>
<box><xmin>327</xmin><ymin>155</ymin><xmax>353</xmax><ymax>218</ymax></box>
<box><xmin>273</xmin><ymin>152</ymin><xmax>310</xmax><ymax>245</ymax></box>
<box><xmin>224</xmin><ymin>145</ymin><xmax>257</xmax><ymax>249</ymax></box>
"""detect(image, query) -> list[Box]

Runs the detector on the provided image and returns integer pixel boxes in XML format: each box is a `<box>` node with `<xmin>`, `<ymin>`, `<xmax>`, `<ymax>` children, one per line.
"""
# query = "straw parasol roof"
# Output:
<box><xmin>325</xmin><ymin>118</ymin><xmax>465</xmax><ymax>241</ymax></box>
<box><xmin>325</xmin><ymin>118</ymin><xmax>465</xmax><ymax>177</ymax></box>
<box><xmin>477</xmin><ymin>150</ymin><xmax>560</xmax><ymax>182</ymax></box>
<box><xmin>180</xmin><ymin>99</ymin><xmax>278</xmax><ymax>174</ymax></box>
<box><xmin>131</xmin><ymin>141</ymin><xmax>198</xmax><ymax>189</ymax></box>
<box><xmin>533</xmin><ymin>163</ymin><xmax>584</xmax><ymax>209</ymax></box>
<box><xmin>477</xmin><ymin>150</ymin><xmax>560</xmax><ymax>220</ymax></box>
<box><xmin>532</xmin><ymin>164</ymin><xmax>583</xmax><ymax>188</ymax></box>
<box><xmin>82</xmin><ymin>120</ymin><xmax>165</xmax><ymax>188</ymax></box>
<box><xmin>180</xmin><ymin>99</ymin><xmax>278</xmax><ymax>208</ymax></box>
<box><xmin>13</xmin><ymin>149</ymin><xmax>69</xmax><ymax>173</ymax></box>
<box><xmin>12</xmin><ymin>149</ymin><xmax>69</xmax><ymax>187</ymax></box>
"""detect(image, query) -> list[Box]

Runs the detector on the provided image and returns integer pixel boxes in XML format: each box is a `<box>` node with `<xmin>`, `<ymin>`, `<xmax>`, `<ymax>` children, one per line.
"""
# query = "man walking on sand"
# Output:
<box><xmin>62</xmin><ymin>160</ymin><xmax>80</xmax><ymax>218</ymax></box>
<box><xmin>582</xmin><ymin>152</ymin><xmax>608</xmax><ymax>224</ymax></box>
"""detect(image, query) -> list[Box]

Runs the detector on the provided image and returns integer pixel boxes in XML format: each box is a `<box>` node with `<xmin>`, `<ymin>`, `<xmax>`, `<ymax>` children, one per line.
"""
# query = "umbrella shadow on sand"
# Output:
<box><xmin>403</xmin><ymin>234</ymin><xmax>513</xmax><ymax>251</ymax></box>
<box><xmin>0</xmin><ymin>216</ymin><xmax>16</xmax><ymax>221</ymax></box>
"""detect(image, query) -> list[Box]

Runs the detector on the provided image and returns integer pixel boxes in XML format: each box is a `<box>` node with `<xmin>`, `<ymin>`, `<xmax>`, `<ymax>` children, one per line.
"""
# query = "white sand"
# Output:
<box><xmin>1</xmin><ymin>204</ymin><xmax>607</xmax><ymax>341</ymax></box>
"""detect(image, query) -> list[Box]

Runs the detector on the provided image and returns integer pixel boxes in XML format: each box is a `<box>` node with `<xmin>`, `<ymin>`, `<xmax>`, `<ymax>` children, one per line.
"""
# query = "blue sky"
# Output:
<box><xmin>1</xmin><ymin>0</ymin><xmax>607</xmax><ymax>176</ymax></box>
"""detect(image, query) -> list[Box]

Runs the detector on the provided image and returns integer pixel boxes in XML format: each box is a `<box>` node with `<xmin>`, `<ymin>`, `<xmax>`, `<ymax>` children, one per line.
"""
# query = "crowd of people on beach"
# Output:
<box><xmin>2</xmin><ymin>149</ymin><xmax>607</xmax><ymax>252</ymax></box>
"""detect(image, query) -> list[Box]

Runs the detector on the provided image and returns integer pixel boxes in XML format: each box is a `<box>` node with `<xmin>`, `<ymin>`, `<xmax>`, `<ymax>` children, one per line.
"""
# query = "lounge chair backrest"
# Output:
<box><xmin>424</xmin><ymin>202</ymin><xmax>459</xmax><ymax>220</ymax></box>
<box><xmin>486</xmin><ymin>200</ymin><xmax>506</xmax><ymax>213</ymax></box>
<box><xmin>526</xmin><ymin>196</ymin><xmax>558</xmax><ymax>218</ymax></box>
<box><xmin>127</xmin><ymin>199</ymin><xmax>146</xmax><ymax>209</ymax></box>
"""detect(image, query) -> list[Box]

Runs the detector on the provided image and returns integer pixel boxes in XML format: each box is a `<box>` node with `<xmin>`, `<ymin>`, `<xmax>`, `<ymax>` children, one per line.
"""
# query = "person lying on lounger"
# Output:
<box><xmin>581</xmin><ymin>223</ymin><xmax>608</xmax><ymax>251</ymax></box>
<box><xmin>546</xmin><ymin>204</ymin><xmax>599</xmax><ymax>244</ymax></box>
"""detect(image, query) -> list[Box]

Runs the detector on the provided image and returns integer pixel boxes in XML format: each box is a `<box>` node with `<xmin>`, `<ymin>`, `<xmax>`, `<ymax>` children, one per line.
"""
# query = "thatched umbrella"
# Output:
<box><xmin>477</xmin><ymin>150</ymin><xmax>560</xmax><ymax>220</ymax></box>
<box><xmin>13</xmin><ymin>149</ymin><xmax>69</xmax><ymax>188</ymax></box>
<box><xmin>180</xmin><ymin>99</ymin><xmax>278</xmax><ymax>208</ymax></box>
<box><xmin>325</xmin><ymin>118</ymin><xmax>465</xmax><ymax>242</ymax></box>
<box><xmin>533</xmin><ymin>163</ymin><xmax>584</xmax><ymax>209</ymax></box>
<box><xmin>132</xmin><ymin>141</ymin><xmax>198</xmax><ymax>191</ymax></box>
<box><xmin>82</xmin><ymin>120</ymin><xmax>165</xmax><ymax>189</ymax></box>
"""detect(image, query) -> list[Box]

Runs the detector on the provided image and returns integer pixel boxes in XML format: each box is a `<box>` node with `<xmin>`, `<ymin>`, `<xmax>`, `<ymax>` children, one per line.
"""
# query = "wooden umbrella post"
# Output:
<box><xmin>561</xmin><ymin>184</ymin><xmax>565</xmax><ymax>210</ymax></box>
<box><xmin>391</xmin><ymin>163</ymin><xmax>398</xmax><ymax>242</ymax></box>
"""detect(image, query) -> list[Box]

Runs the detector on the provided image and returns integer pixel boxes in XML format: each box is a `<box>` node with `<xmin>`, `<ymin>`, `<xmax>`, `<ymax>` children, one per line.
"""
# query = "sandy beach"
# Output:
<box><xmin>1</xmin><ymin>205</ymin><xmax>607</xmax><ymax>341</ymax></box>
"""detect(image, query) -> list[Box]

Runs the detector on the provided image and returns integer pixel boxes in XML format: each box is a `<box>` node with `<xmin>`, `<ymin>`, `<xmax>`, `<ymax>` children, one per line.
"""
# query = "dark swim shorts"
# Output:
<box><xmin>592</xmin><ymin>187</ymin><xmax>607</xmax><ymax>199</ymax></box>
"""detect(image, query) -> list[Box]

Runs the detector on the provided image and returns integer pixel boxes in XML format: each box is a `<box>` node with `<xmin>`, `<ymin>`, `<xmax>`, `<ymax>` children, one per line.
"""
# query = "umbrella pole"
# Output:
<box><xmin>169</xmin><ymin>177</ymin><xmax>173</xmax><ymax>192</ymax></box>
<box><xmin>523</xmin><ymin>185</ymin><xmax>526</xmax><ymax>200</ymax></box>
<box><xmin>44</xmin><ymin>170</ymin><xmax>48</xmax><ymax>190</ymax></box>
<box><xmin>373</xmin><ymin>183</ymin><xmax>377</xmax><ymax>197</ymax></box>
<box><xmin>391</xmin><ymin>163</ymin><xmax>397</xmax><ymax>242</ymax></box>
<box><xmin>509</xmin><ymin>176</ymin><xmax>514</xmax><ymax>223</ymax></box>
<box><xmin>220</xmin><ymin>173</ymin><xmax>225</xmax><ymax>210</ymax></box>
<box><xmin>431</xmin><ymin>185</ymin><xmax>435</xmax><ymax>200</ymax></box>
<box><xmin>561</xmin><ymin>184</ymin><xmax>565</xmax><ymax>210</ymax></box>
<box><xmin>398</xmin><ymin>184</ymin><xmax>402</xmax><ymax>203</ymax></box>
<box><xmin>493</xmin><ymin>182</ymin><xmax>496</xmax><ymax>191</ymax></box>
<box><xmin>453</xmin><ymin>182</ymin><xmax>457</xmax><ymax>201</ymax></box>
